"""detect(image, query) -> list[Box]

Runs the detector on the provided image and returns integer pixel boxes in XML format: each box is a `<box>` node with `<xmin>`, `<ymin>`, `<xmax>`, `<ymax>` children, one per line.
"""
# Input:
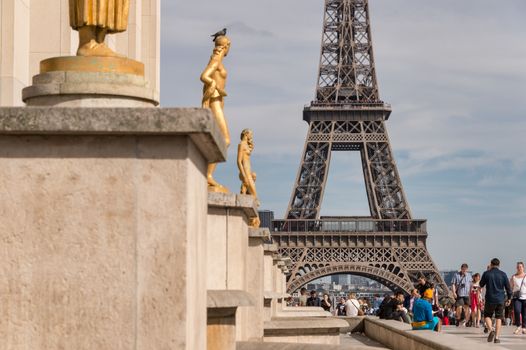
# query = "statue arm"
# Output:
<box><xmin>201</xmin><ymin>59</ymin><xmax>220</xmax><ymax>104</ymax></box>
<box><xmin>200</xmin><ymin>59</ymin><xmax>219</xmax><ymax>85</ymax></box>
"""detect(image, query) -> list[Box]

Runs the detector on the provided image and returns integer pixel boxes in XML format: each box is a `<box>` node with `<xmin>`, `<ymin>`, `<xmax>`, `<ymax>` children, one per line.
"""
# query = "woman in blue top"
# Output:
<box><xmin>412</xmin><ymin>289</ymin><xmax>441</xmax><ymax>332</ymax></box>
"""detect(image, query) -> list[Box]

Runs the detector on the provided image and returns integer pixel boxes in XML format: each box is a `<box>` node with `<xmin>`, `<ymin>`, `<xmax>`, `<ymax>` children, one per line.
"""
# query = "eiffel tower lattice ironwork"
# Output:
<box><xmin>272</xmin><ymin>0</ymin><xmax>448</xmax><ymax>295</ymax></box>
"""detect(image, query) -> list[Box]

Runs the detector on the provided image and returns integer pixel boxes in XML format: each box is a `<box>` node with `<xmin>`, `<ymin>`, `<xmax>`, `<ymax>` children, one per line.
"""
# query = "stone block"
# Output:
<box><xmin>237</xmin><ymin>342</ymin><xmax>342</xmax><ymax>350</ymax></box>
<box><xmin>276</xmin><ymin>307</ymin><xmax>331</xmax><ymax>318</ymax></box>
<box><xmin>363</xmin><ymin>317</ymin><xmax>508</xmax><ymax>350</ymax></box>
<box><xmin>245</xmin><ymin>228</ymin><xmax>270</xmax><ymax>341</ymax></box>
<box><xmin>207</xmin><ymin>290</ymin><xmax>256</xmax><ymax>350</ymax></box>
<box><xmin>0</xmin><ymin>107</ymin><xmax>226</xmax><ymax>163</ymax></box>
<box><xmin>337</xmin><ymin>316</ymin><xmax>365</xmax><ymax>333</ymax></box>
<box><xmin>0</xmin><ymin>107</ymin><xmax>225</xmax><ymax>350</ymax></box>
<box><xmin>263</xmin><ymin>318</ymin><xmax>348</xmax><ymax>345</ymax></box>
<box><xmin>207</xmin><ymin>192</ymin><xmax>259</xmax><ymax>341</ymax></box>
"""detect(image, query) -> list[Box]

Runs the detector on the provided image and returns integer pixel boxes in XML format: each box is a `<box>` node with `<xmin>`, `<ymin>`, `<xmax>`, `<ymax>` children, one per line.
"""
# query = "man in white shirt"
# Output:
<box><xmin>345</xmin><ymin>292</ymin><xmax>361</xmax><ymax>317</ymax></box>
<box><xmin>452</xmin><ymin>263</ymin><xmax>473</xmax><ymax>326</ymax></box>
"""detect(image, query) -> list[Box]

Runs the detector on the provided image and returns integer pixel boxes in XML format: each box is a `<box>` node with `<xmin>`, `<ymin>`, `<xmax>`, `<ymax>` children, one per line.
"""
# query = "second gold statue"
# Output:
<box><xmin>237</xmin><ymin>129</ymin><xmax>261</xmax><ymax>228</ymax></box>
<box><xmin>201</xmin><ymin>30</ymin><xmax>232</xmax><ymax>193</ymax></box>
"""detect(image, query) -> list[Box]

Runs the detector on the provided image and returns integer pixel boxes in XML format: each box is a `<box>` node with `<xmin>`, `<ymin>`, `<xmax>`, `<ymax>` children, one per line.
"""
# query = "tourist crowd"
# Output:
<box><xmin>295</xmin><ymin>259</ymin><xmax>526</xmax><ymax>344</ymax></box>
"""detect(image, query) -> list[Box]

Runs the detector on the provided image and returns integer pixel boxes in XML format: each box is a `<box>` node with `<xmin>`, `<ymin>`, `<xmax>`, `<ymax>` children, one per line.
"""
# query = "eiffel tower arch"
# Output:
<box><xmin>272</xmin><ymin>0</ymin><xmax>448</xmax><ymax>296</ymax></box>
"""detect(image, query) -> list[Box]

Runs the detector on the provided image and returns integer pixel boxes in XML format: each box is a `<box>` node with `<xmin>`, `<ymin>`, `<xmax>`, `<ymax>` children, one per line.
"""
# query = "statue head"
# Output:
<box><xmin>214</xmin><ymin>36</ymin><xmax>231</xmax><ymax>57</ymax></box>
<box><xmin>240</xmin><ymin>128</ymin><xmax>253</xmax><ymax>140</ymax></box>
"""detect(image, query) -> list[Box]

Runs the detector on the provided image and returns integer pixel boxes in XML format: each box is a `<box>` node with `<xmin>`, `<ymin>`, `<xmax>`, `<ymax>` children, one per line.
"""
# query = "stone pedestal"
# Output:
<box><xmin>246</xmin><ymin>228</ymin><xmax>271</xmax><ymax>341</ymax></box>
<box><xmin>22</xmin><ymin>71</ymin><xmax>159</xmax><ymax>107</ymax></box>
<box><xmin>207</xmin><ymin>290</ymin><xmax>255</xmax><ymax>350</ymax></box>
<box><xmin>0</xmin><ymin>107</ymin><xmax>225</xmax><ymax>350</ymax></box>
<box><xmin>263</xmin><ymin>243</ymin><xmax>279</xmax><ymax>322</ymax></box>
<box><xmin>207</xmin><ymin>192</ymin><xmax>260</xmax><ymax>342</ymax></box>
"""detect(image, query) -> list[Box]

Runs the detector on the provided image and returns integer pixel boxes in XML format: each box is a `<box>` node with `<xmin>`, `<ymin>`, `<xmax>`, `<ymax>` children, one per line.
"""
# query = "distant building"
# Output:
<box><xmin>330</xmin><ymin>274</ymin><xmax>350</xmax><ymax>286</ymax></box>
<box><xmin>258</xmin><ymin>210</ymin><xmax>274</xmax><ymax>230</ymax></box>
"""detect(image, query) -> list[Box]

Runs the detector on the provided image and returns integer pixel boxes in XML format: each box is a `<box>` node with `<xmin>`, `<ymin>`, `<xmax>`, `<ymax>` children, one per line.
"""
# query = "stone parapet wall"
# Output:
<box><xmin>0</xmin><ymin>107</ymin><xmax>223</xmax><ymax>350</ymax></box>
<box><xmin>363</xmin><ymin>317</ymin><xmax>507</xmax><ymax>350</ymax></box>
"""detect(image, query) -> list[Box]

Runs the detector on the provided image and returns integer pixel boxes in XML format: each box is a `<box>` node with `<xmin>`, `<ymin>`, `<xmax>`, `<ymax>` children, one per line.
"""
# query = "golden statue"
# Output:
<box><xmin>69</xmin><ymin>0</ymin><xmax>129</xmax><ymax>57</ymax></box>
<box><xmin>201</xmin><ymin>31</ymin><xmax>231</xmax><ymax>193</ymax></box>
<box><xmin>237</xmin><ymin>129</ymin><xmax>261</xmax><ymax>228</ymax></box>
<box><xmin>237</xmin><ymin>129</ymin><xmax>258</xmax><ymax>199</ymax></box>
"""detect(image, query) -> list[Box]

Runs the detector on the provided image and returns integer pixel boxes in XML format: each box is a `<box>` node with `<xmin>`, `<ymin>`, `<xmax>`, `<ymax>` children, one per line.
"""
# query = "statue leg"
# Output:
<box><xmin>210</xmin><ymin>99</ymin><xmax>230</xmax><ymax>147</ymax></box>
<box><xmin>77</xmin><ymin>26</ymin><xmax>97</xmax><ymax>55</ymax></box>
<box><xmin>77</xmin><ymin>26</ymin><xmax>122</xmax><ymax>57</ymax></box>
<box><xmin>207</xmin><ymin>163</ymin><xmax>220</xmax><ymax>187</ymax></box>
<box><xmin>96</xmin><ymin>28</ymin><xmax>108</xmax><ymax>43</ymax></box>
<box><xmin>207</xmin><ymin>99</ymin><xmax>230</xmax><ymax>192</ymax></box>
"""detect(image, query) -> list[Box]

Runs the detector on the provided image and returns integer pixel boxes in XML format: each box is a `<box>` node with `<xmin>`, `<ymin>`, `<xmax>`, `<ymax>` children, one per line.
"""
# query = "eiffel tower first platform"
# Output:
<box><xmin>272</xmin><ymin>0</ymin><xmax>448</xmax><ymax>295</ymax></box>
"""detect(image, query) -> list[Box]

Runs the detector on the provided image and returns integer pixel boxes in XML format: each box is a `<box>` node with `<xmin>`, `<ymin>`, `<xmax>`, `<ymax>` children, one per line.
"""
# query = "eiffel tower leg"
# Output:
<box><xmin>286</xmin><ymin>121</ymin><xmax>333</xmax><ymax>219</ymax></box>
<box><xmin>362</xmin><ymin>121</ymin><xmax>412</xmax><ymax>220</ymax></box>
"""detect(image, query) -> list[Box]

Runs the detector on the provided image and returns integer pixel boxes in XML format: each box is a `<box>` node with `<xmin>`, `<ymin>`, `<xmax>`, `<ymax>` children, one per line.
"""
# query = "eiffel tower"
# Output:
<box><xmin>272</xmin><ymin>0</ymin><xmax>448</xmax><ymax>295</ymax></box>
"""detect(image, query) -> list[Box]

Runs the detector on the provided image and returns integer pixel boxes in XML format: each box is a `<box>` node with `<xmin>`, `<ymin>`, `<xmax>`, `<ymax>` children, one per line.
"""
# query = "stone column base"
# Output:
<box><xmin>207</xmin><ymin>290</ymin><xmax>254</xmax><ymax>350</ymax></box>
<box><xmin>22</xmin><ymin>71</ymin><xmax>159</xmax><ymax>107</ymax></box>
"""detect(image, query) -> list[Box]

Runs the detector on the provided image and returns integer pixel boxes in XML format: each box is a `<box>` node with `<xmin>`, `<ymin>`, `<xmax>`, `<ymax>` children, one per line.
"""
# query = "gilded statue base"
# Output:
<box><xmin>40</xmin><ymin>56</ymin><xmax>144</xmax><ymax>77</ymax></box>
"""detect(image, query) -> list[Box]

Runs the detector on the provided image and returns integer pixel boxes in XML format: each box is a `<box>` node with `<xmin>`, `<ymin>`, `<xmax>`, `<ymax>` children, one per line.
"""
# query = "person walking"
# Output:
<box><xmin>451</xmin><ymin>263</ymin><xmax>473</xmax><ymax>326</ymax></box>
<box><xmin>470</xmin><ymin>273</ymin><xmax>482</xmax><ymax>328</ymax></box>
<box><xmin>510</xmin><ymin>261</ymin><xmax>526</xmax><ymax>335</ymax></box>
<box><xmin>480</xmin><ymin>258</ymin><xmax>512</xmax><ymax>344</ymax></box>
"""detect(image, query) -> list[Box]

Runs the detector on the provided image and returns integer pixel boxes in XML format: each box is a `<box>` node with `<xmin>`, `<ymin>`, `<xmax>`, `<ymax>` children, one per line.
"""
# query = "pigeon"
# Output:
<box><xmin>211</xmin><ymin>28</ymin><xmax>227</xmax><ymax>42</ymax></box>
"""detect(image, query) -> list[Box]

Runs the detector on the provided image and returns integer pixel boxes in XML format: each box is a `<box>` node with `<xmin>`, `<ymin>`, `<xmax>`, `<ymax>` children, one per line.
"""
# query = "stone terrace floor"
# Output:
<box><xmin>443</xmin><ymin>325</ymin><xmax>526</xmax><ymax>350</ymax></box>
<box><xmin>340</xmin><ymin>333</ymin><xmax>388</xmax><ymax>349</ymax></box>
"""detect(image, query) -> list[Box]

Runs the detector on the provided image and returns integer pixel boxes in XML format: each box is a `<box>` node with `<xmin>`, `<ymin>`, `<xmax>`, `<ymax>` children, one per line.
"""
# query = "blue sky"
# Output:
<box><xmin>161</xmin><ymin>0</ymin><xmax>526</xmax><ymax>276</ymax></box>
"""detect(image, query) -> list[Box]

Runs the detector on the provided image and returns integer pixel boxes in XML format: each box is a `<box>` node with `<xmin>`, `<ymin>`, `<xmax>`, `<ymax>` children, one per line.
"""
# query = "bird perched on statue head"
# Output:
<box><xmin>211</xmin><ymin>28</ymin><xmax>227</xmax><ymax>42</ymax></box>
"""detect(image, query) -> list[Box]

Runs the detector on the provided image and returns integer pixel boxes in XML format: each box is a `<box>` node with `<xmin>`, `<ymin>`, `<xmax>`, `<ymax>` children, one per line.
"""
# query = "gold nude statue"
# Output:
<box><xmin>237</xmin><ymin>129</ymin><xmax>258</xmax><ymax>200</ymax></box>
<box><xmin>69</xmin><ymin>0</ymin><xmax>129</xmax><ymax>57</ymax></box>
<box><xmin>201</xmin><ymin>31</ymin><xmax>232</xmax><ymax>193</ymax></box>
<box><xmin>237</xmin><ymin>129</ymin><xmax>261</xmax><ymax>228</ymax></box>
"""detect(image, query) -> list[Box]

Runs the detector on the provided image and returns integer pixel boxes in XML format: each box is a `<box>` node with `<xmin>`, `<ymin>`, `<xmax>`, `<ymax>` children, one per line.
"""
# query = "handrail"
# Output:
<box><xmin>271</xmin><ymin>219</ymin><xmax>426</xmax><ymax>233</ymax></box>
<box><xmin>306</xmin><ymin>101</ymin><xmax>392</xmax><ymax>109</ymax></box>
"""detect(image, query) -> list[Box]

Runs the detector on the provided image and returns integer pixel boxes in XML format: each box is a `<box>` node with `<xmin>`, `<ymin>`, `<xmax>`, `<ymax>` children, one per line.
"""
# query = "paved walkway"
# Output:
<box><xmin>340</xmin><ymin>333</ymin><xmax>388</xmax><ymax>349</ymax></box>
<box><xmin>443</xmin><ymin>325</ymin><xmax>526</xmax><ymax>350</ymax></box>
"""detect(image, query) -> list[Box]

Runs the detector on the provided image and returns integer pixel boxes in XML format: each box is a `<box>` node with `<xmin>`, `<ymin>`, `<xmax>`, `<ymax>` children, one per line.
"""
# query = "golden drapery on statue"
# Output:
<box><xmin>69</xmin><ymin>0</ymin><xmax>129</xmax><ymax>57</ymax></box>
<box><xmin>69</xmin><ymin>0</ymin><xmax>129</xmax><ymax>32</ymax></box>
